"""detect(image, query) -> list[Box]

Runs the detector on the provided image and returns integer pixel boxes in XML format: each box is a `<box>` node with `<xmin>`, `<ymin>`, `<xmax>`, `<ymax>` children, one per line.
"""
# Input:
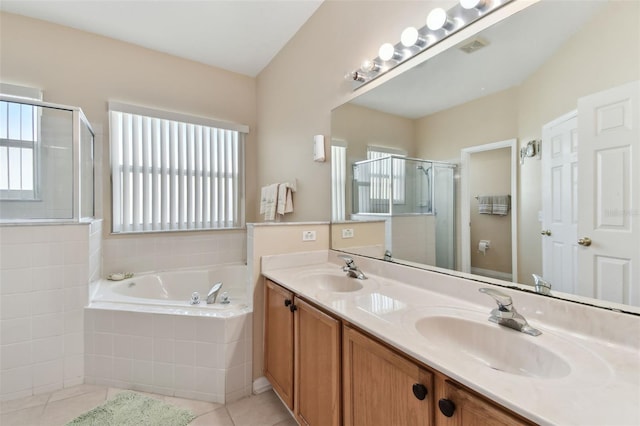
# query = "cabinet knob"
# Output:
<box><xmin>412</xmin><ymin>383</ymin><xmax>428</xmax><ymax>400</ymax></box>
<box><xmin>284</xmin><ymin>299</ymin><xmax>292</xmax><ymax>307</ymax></box>
<box><xmin>289</xmin><ymin>304</ymin><xmax>297</xmax><ymax>313</ymax></box>
<box><xmin>438</xmin><ymin>399</ymin><xmax>456</xmax><ymax>417</ymax></box>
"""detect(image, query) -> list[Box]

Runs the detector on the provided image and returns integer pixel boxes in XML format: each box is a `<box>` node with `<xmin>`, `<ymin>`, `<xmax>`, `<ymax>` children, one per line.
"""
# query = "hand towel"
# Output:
<box><xmin>477</xmin><ymin>196</ymin><xmax>492</xmax><ymax>214</ymax></box>
<box><xmin>277</xmin><ymin>182</ymin><xmax>295</xmax><ymax>215</ymax></box>
<box><xmin>492</xmin><ymin>195</ymin><xmax>511</xmax><ymax>216</ymax></box>
<box><xmin>260</xmin><ymin>184</ymin><xmax>279</xmax><ymax>221</ymax></box>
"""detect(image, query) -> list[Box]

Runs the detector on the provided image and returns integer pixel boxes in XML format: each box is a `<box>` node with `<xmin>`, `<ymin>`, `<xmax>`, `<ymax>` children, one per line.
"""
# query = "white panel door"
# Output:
<box><xmin>541</xmin><ymin>112</ymin><xmax>578</xmax><ymax>294</ymax></box>
<box><xmin>577</xmin><ymin>80</ymin><xmax>640</xmax><ymax>306</ymax></box>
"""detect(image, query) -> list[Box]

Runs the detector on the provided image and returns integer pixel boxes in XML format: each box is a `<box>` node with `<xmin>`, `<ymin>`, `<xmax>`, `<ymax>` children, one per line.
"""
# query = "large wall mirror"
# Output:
<box><xmin>330</xmin><ymin>0</ymin><xmax>640</xmax><ymax>314</ymax></box>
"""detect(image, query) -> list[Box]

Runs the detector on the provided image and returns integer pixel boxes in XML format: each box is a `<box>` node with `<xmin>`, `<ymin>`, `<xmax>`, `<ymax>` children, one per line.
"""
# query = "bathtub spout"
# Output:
<box><xmin>207</xmin><ymin>282</ymin><xmax>223</xmax><ymax>304</ymax></box>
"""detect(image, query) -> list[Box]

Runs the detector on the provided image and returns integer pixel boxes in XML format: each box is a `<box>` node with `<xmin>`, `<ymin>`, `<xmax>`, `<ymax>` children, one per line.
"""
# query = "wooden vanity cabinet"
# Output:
<box><xmin>264</xmin><ymin>280</ymin><xmax>341</xmax><ymax>426</ymax></box>
<box><xmin>264</xmin><ymin>279</ymin><xmax>294</xmax><ymax>408</ymax></box>
<box><xmin>343</xmin><ymin>325</ymin><xmax>434</xmax><ymax>426</ymax></box>
<box><xmin>434</xmin><ymin>375</ymin><xmax>533</xmax><ymax>426</ymax></box>
<box><xmin>265</xmin><ymin>279</ymin><xmax>534</xmax><ymax>426</ymax></box>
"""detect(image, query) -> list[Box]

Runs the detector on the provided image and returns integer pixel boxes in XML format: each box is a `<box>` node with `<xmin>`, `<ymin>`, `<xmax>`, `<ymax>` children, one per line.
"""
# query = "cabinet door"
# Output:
<box><xmin>294</xmin><ymin>297</ymin><xmax>341</xmax><ymax>426</ymax></box>
<box><xmin>435</xmin><ymin>378</ymin><xmax>531</xmax><ymax>426</ymax></box>
<box><xmin>264</xmin><ymin>280</ymin><xmax>294</xmax><ymax>409</ymax></box>
<box><xmin>343</xmin><ymin>325</ymin><xmax>433</xmax><ymax>426</ymax></box>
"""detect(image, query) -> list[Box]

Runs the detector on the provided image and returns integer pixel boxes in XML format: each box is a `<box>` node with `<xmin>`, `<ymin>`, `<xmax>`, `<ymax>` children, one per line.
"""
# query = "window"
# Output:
<box><xmin>331</xmin><ymin>142</ymin><xmax>347</xmax><ymax>221</ymax></box>
<box><xmin>367</xmin><ymin>146</ymin><xmax>406</xmax><ymax>204</ymax></box>
<box><xmin>0</xmin><ymin>85</ymin><xmax>42</xmax><ymax>200</ymax></box>
<box><xmin>110</xmin><ymin>103</ymin><xmax>247</xmax><ymax>233</ymax></box>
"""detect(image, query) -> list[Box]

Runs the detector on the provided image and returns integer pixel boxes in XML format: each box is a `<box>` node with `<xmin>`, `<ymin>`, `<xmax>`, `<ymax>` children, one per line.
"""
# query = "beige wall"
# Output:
<box><xmin>0</xmin><ymin>12</ymin><xmax>258</xmax><ymax>230</ymax></box>
<box><xmin>331</xmin><ymin>221</ymin><xmax>386</xmax><ymax>257</ymax></box>
<box><xmin>469</xmin><ymin>148</ymin><xmax>512</xmax><ymax>274</ymax></box>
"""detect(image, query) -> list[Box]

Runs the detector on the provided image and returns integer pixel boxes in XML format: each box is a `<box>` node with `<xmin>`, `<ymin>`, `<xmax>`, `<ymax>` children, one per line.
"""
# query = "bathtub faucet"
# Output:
<box><xmin>207</xmin><ymin>282</ymin><xmax>223</xmax><ymax>304</ymax></box>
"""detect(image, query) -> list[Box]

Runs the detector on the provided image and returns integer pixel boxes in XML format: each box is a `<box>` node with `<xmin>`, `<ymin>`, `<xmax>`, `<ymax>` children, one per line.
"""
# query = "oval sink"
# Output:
<box><xmin>415</xmin><ymin>315</ymin><xmax>571</xmax><ymax>379</ymax></box>
<box><xmin>315</xmin><ymin>275</ymin><xmax>364</xmax><ymax>292</ymax></box>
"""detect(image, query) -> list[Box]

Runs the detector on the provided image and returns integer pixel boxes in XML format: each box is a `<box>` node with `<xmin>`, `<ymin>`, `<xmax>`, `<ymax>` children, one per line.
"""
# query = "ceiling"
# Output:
<box><xmin>0</xmin><ymin>0</ymin><xmax>324</xmax><ymax>77</ymax></box>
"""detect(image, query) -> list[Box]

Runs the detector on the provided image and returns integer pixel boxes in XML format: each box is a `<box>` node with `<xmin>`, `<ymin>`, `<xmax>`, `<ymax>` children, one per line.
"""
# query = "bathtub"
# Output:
<box><xmin>85</xmin><ymin>263</ymin><xmax>252</xmax><ymax>403</ymax></box>
<box><xmin>90</xmin><ymin>264</ymin><xmax>251</xmax><ymax>317</ymax></box>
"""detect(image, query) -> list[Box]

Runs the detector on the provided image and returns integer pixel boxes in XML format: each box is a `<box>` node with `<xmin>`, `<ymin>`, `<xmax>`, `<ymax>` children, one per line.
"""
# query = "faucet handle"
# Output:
<box><xmin>479</xmin><ymin>288</ymin><xmax>513</xmax><ymax>312</ymax></box>
<box><xmin>338</xmin><ymin>254</ymin><xmax>355</xmax><ymax>267</ymax></box>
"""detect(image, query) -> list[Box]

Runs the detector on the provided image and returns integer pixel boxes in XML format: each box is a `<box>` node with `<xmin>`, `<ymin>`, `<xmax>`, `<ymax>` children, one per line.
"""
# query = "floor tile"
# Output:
<box><xmin>0</xmin><ymin>393</ymin><xmax>49</xmax><ymax>414</ymax></box>
<box><xmin>226</xmin><ymin>390</ymin><xmax>293</xmax><ymax>426</ymax></box>
<box><xmin>164</xmin><ymin>395</ymin><xmax>222</xmax><ymax>417</ymax></box>
<box><xmin>189</xmin><ymin>406</ymin><xmax>235</xmax><ymax>426</ymax></box>
<box><xmin>47</xmin><ymin>384</ymin><xmax>104</xmax><ymax>403</ymax></box>
<box><xmin>0</xmin><ymin>404</ymin><xmax>45</xmax><ymax>426</ymax></box>
<box><xmin>39</xmin><ymin>389</ymin><xmax>107</xmax><ymax>426</ymax></box>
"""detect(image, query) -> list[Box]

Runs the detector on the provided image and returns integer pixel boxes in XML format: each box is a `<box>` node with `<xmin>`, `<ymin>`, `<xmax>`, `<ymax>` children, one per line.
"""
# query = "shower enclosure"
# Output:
<box><xmin>0</xmin><ymin>96</ymin><xmax>95</xmax><ymax>222</ymax></box>
<box><xmin>352</xmin><ymin>155</ymin><xmax>456</xmax><ymax>268</ymax></box>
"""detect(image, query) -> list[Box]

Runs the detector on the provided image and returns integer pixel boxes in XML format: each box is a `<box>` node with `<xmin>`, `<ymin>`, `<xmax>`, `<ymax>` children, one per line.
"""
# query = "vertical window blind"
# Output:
<box><xmin>367</xmin><ymin>146</ymin><xmax>406</xmax><ymax>205</ymax></box>
<box><xmin>331</xmin><ymin>144</ymin><xmax>346</xmax><ymax>222</ymax></box>
<box><xmin>110</xmin><ymin>105</ymin><xmax>246</xmax><ymax>233</ymax></box>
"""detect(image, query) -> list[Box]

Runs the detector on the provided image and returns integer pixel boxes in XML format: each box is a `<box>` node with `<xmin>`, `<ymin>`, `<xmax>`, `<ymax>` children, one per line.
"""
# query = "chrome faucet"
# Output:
<box><xmin>479</xmin><ymin>288</ymin><xmax>541</xmax><ymax>336</ymax></box>
<box><xmin>532</xmin><ymin>274</ymin><xmax>552</xmax><ymax>295</ymax></box>
<box><xmin>206</xmin><ymin>282</ymin><xmax>223</xmax><ymax>304</ymax></box>
<box><xmin>338</xmin><ymin>255</ymin><xmax>367</xmax><ymax>280</ymax></box>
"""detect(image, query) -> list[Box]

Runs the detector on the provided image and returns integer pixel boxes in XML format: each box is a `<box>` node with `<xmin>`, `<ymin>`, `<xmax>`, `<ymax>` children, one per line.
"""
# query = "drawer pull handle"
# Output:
<box><xmin>438</xmin><ymin>398</ymin><xmax>456</xmax><ymax>417</ymax></box>
<box><xmin>412</xmin><ymin>383</ymin><xmax>428</xmax><ymax>400</ymax></box>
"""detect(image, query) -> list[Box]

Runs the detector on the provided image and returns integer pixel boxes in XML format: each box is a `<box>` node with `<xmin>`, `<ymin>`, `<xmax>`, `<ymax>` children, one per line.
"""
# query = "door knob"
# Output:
<box><xmin>541</xmin><ymin>230</ymin><xmax>551</xmax><ymax>236</ymax></box>
<box><xmin>578</xmin><ymin>237</ymin><xmax>592</xmax><ymax>247</ymax></box>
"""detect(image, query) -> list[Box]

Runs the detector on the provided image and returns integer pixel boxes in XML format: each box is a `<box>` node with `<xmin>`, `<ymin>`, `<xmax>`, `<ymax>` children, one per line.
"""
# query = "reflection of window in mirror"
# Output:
<box><xmin>367</xmin><ymin>146</ymin><xmax>407</xmax><ymax>204</ymax></box>
<box><xmin>331</xmin><ymin>140</ymin><xmax>347</xmax><ymax>222</ymax></box>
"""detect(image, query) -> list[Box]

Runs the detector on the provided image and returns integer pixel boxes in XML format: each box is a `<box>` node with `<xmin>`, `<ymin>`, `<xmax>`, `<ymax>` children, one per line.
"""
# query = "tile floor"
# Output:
<box><xmin>0</xmin><ymin>384</ymin><xmax>296</xmax><ymax>426</ymax></box>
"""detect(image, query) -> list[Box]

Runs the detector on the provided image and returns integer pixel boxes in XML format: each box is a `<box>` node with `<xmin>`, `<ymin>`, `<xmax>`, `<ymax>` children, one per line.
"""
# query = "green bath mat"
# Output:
<box><xmin>66</xmin><ymin>391</ymin><xmax>196</xmax><ymax>426</ymax></box>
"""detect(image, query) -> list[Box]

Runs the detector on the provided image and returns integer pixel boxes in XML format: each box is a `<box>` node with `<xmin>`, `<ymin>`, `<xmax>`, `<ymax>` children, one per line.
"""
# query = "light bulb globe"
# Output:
<box><xmin>379</xmin><ymin>43</ymin><xmax>396</xmax><ymax>61</ymax></box>
<box><xmin>426</xmin><ymin>8</ymin><xmax>448</xmax><ymax>31</ymax></box>
<box><xmin>401</xmin><ymin>27</ymin><xmax>419</xmax><ymax>47</ymax></box>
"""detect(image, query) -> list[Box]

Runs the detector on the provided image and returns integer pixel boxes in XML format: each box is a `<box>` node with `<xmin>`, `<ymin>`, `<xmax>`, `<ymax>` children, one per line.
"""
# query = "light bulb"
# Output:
<box><xmin>360</xmin><ymin>59</ymin><xmax>379</xmax><ymax>73</ymax></box>
<box><xmin>401</xmin><ymin>27</ymin><xmax>419</xmax><ymax>47</ymax></box>
<box><xmin>378</xmin><ymin>43</ymin><xmax>397</xmax><ymax>61</ymax></box>
<box><xmin>426</xmin><ymin>8</ymin><xmax>454</xmax><ymax>31</ymax></box>
<box><xmin>460</xmin><ymin>0</ymin><xmax>488</xmax><ymax>10</ymax></box>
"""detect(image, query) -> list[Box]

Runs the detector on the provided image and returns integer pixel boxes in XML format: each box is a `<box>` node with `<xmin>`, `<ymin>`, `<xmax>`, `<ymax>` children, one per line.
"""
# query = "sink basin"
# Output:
<box><xmin>315</xmin><ymin>274</ymin><xmax>364</xmax><ymax>292</ymax></box>
<box><xmin>297</xmin><ymin>271</ymin><xmax>365</xmax><ymax>293</ymax></box>
<box><xmin>415</xmin><ymin>315</ymin><xmax>571</xmax><ymax>379</ymax></box>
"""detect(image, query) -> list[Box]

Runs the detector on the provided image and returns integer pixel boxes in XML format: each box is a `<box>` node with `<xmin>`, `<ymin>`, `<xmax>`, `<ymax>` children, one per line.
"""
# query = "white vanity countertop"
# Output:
<box><xmin>261</xmin><ymin>251</ymin><xmax>640</xmax><ymax>426</ymax></box>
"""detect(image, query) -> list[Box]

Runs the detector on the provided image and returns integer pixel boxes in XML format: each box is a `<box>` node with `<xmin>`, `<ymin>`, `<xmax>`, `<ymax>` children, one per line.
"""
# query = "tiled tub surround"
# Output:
<box><xmin>85</xmin><ymin>264</ymin><xmax>253</xmax><ymax>403</ymax></box>
<box><xmin>84</xmin><ymin>308</ymin><xmax>252</xmax><ymax>404</ymax></box>
<box><xmin>0</xmin><ymin>221</ymin><xmax>101</xmax><ymax>402</ymax></box>
<box><xmin>262</xmin><ymin>251</ymin><xmax>640</xmax><ymax>425</ymax></box>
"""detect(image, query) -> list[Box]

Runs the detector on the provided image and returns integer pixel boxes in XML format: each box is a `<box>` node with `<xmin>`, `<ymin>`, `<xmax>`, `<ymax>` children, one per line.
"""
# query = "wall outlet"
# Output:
<box><xmin>302</xmin><ymin>230</ymin><xmax>316</xmax><ymax>241</ymax></box>
<box><xmin>342</xmin><ymin>228</ymin><xmax>354</xmax><ymax>239</ymax></box>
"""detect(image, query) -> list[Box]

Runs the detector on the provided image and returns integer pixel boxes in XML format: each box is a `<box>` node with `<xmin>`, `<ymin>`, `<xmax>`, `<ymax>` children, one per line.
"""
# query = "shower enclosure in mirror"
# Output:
<box><xmin>347</xmin><ymin>155</ymin><xmax>456</xmax><ymax>269</ymax></box>
<box><xmin>0</xmin><ymin>96</ymin><xmax>95</xmax><ymax>222</ymax></box>
<box><xmin>330</xmin><ymin>0</ymin><xmax>640</xmax><ymax>313</ymax></box>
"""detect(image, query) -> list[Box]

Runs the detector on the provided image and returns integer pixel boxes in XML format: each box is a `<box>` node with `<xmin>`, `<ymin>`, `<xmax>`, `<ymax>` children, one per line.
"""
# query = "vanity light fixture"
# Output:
<box><xmin>349</xmin><ymin>0</ymin><xmax>514</xmax><ymax>86</ymax></box>
<box><xmin>460</xmin><ymin>0</ymin><xmax>489</xmax><ymax>10</ymax></box>
<box><xmin>401</xmin><ymin>27</ymin><xmax>427</xmax><ymax>48</ymax></box>
<box><xmin>360</xmin><ymin>59</ymin><xmax>380</xmax><ymax>73</ymax></box>
<box><xmin>378</xmin><ymin>43</ymin><xmax>403</xmax><ymax>62</ymax></box>
<box><xmin>426</xmin><ymin>8</ymin><xmax>456</xmax><ymax>31</ymax></box>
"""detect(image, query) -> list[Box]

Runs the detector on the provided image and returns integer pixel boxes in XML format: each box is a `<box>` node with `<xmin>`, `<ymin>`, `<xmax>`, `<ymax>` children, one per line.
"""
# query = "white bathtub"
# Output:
<box><xmin>85</xmin><ymin>263</ymin><xmax>252</xmax><ymax>403</ymax></box>
<box><xmin>90</xmin><ymin>264</ymin><xmax>251</xmax><ymax>317</ymax></box>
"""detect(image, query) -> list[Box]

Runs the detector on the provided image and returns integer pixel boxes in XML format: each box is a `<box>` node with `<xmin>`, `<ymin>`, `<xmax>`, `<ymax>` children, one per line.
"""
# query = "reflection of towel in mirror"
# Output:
<box><xmin>260</xmin><ymin>184</ymin><xmax>279</xmax><ymax>220</ymax></box>
<box><xmin>492</xmin><ymin>195</ymin><xmax>511</xmax><ymax>215</ymax></box>
<box><xmin>277</xmin><ymin>182</ymin><xmax>295</xmax><ymax>215</ymax></box>
<box><xmin>477</xmin><ymin>196</ymin><xmax>492</xmax><ymax>214</ymax></box>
